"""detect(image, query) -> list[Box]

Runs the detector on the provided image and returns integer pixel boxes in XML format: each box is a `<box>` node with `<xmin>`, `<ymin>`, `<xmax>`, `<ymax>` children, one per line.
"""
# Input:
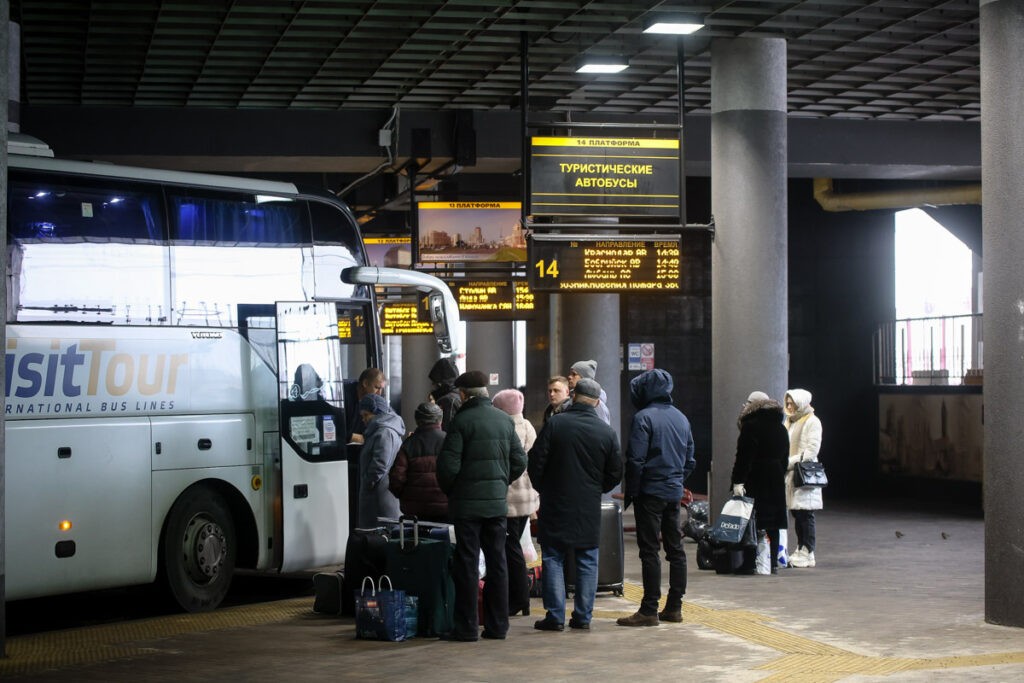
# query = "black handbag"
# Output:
<box><xmin>795</xmin><ymin>460</ymin><xmax>828</xmax><ymax>488</ymax></box>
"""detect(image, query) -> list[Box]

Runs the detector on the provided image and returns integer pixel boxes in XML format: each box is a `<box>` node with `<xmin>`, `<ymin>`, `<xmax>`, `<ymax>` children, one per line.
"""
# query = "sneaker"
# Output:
<box><xmin>616</xmin><ymin>611</ymin><xmax>659</xmax><ymax>627</ymax></box>
<box><xmin>790</xmin><ymin>547</ymin><xmax>815</xmax><ymax>568</ymax></box>
<box><xmin>568</xmin><ymin>617</ymin><xmax>590</xmax><ymax>630</ymax></box>
<box><xmin>657</xmin><ymin>609</ymin><xmax>683</xmax><ymax>623</ymax></box>
<box><xmin>534</xmin><ymin>616</ymin><xmax>565</xmax><ymax>632</ymax></box>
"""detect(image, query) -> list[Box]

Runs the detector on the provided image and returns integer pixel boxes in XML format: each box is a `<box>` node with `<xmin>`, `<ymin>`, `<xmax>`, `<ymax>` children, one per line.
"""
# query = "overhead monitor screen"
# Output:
<box><xmin>445</xmin><ymin>279</ymin><xmax>536</xmax><ymax>321</ymax></box>
<box><xmin>528</xmin><ymin>234</ymin><xmax>681</xmax><ymax>293</ymax></box>
<box><xmin>416</xmin><ymin>201</ymin><xmax>525</xmax><ymax>264</ymax></box>
<box><xmin>364</xmin><ymin>236</ymin><xmax>412</xmax><ymax>269</ymax></box>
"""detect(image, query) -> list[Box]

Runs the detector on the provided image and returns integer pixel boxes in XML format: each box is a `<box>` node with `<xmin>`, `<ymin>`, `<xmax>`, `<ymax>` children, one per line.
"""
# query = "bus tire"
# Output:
<box><xmin>161</xmin><ymin>486</ymin><xmax>236</xmax><ymax>612</ymax></box>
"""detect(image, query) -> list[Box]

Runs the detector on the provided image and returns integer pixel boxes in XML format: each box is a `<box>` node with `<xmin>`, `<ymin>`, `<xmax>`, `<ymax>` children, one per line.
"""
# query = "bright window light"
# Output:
<box><xmin>895</xmin><ymin>208</ymin><xmax>972</xmax><ymax>319</ymax></box>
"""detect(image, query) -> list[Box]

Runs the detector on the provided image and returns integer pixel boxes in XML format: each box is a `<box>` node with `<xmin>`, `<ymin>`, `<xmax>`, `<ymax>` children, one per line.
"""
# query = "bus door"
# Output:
<box><xmin>274</xmin><ymin>301</ymin><xmax>371</xmax><ymax>571</ymax></box>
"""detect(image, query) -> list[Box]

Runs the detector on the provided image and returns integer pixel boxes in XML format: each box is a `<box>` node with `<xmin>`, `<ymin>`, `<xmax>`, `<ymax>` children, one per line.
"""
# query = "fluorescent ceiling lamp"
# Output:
<box><xmin>576</xmin><ymin>56</ymin><xmax>629</xmax><ymax>74</ymax></box>
<box><xmin>643</xmin><ymin>16</ymin><xmax>704</xmax><ymax>35</ymax></box>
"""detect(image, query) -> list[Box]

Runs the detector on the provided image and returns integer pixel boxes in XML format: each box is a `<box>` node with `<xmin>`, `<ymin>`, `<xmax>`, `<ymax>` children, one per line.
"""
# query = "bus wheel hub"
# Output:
<box><xmin>183</xmin><ymin>516</ymin><xmax>227</xmax><ymax>584</ymax></box>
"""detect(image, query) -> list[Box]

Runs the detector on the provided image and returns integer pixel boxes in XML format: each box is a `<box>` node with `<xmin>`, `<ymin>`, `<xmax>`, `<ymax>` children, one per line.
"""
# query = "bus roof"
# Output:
<box><xmin>7</xmin><ymin>133</ymin><xmax>301</xmax><ymax>196</ymax></box>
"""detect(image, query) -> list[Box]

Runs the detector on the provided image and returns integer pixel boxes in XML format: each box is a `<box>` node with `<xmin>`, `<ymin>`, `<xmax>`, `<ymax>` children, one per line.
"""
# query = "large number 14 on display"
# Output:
<box><xmin>534</xmin><ymin>259</ymin><xmax>559</xmax><ymax>279</ymax></box>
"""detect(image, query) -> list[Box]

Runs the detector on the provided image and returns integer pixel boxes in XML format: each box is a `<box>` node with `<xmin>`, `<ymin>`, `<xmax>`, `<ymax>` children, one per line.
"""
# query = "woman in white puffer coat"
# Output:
<box><xmin>492</xmin><ymin>389</ymin><xmax>540</xmax><ymax>616</ymax></box>
<box><xmin>784</xmin><ymin>388</ymin><xmax>823</xmax><ymax>568</ymax></box>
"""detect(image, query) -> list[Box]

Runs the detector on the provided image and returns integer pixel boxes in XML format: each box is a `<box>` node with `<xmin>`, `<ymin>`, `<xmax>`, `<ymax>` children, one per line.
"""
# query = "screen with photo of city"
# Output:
<box><xmin>363</xmin><ymin>236</ymin><xmax>412</xmax><ymax>269</ymax></box>
<box><xmin>416</xmin><ymin>201</ymin><xmax>525</xmax><ymax>264</ymax></box>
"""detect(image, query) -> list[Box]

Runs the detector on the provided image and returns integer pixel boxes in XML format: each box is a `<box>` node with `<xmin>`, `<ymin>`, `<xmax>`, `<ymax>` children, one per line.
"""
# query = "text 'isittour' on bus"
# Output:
<box><xmin>3</xmin><ymin>135</ymin><xmax>461</xmax><ymax>612</ymax></box>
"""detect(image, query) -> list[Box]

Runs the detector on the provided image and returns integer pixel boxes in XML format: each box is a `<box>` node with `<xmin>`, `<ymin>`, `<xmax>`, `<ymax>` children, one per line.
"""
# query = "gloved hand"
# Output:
<box><xmin>732</xmin><ymin>483</ymin><xmax>746</xmax><ymax>497</ymax></box>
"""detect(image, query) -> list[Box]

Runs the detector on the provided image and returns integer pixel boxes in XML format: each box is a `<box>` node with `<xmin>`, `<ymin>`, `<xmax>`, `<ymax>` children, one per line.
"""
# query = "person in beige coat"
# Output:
<box><xmin>492</xmin><ymin>388</ymin><xmax>540</xmax><ymax>616</ymax></box>
<box><xmin>784</xmin><ymin>388</ymin><xmax>823</xmax><ymax>568</ymax></box>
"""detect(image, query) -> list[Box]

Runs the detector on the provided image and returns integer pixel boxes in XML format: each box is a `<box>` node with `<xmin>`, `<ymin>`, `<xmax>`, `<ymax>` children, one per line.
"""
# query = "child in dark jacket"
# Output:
<box><xmin>388</xmin><ymin>402</ymin><xmax>449</xmax><ymax>522</ymax></box>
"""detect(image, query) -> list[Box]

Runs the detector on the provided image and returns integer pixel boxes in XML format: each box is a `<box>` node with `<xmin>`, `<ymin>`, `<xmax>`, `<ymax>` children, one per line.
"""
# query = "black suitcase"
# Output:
<box><xmin>312</xmin><ymin>570</ymin><xmax>345</xmax><ymax>615</ymax></box>
<box><xmin>565</xmin><ymin>499</ymin><xmax>625</xmax><ymax>596</ymax></box>
<box><xmin>710</xmin><ymin>542</ymin><xmax>755</xmax><ymax>575</ymax></box>
<box><xmin>384</xmin><ymin>522</ymin><xmax>456</xmax><ymax>637</ymax></box>
<box><xmin>340</xmin><ymin>527</ymin><xmax>390</xmax><ymax>616</ymax></box>
<box><xmin>379</xmin><ymin>516</ymin><xmax>452</xmax><ymax>544</ymax></box>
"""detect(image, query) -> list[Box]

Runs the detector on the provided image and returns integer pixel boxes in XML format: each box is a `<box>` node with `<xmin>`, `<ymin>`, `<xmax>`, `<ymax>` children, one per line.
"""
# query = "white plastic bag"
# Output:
<box><xmin>777</xmin><ymin>529</ymin><xmax>789</xmax><ymax>567</ymax></box>
<box><xmin>755</xmin><ymin>530</ymin><xmax>771</xmax><ymax>575</ymax></box>
<box><xmin>520</xmin><ymin>522</ymin><xmax>538</xmax><ymax>564</ymax></box>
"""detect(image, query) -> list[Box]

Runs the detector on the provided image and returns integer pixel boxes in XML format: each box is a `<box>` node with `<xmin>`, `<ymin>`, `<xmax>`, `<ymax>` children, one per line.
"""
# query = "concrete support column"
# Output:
<box><xmin>466</xmin><ymin>321</ymin><xmax>515</xmax><ymax>394</ymax></box>
<box><xmin>558</xmin><ymin>293</ymin><xmax>620</xmax><ymax>434</ymax></box>
<box><xmin>709</xmin><ymin>38</ymin><xmax>788</xmax><ymax>512</ymax></box>
<box><xmin>400</xmin><ymin>334</ymin><xmax>442</xmax><ymax>430</ymax></box>
<box><xmin>980</xmin><ymin>0</ymin><xmax>1024</xmax><ymax>628</ymax></box>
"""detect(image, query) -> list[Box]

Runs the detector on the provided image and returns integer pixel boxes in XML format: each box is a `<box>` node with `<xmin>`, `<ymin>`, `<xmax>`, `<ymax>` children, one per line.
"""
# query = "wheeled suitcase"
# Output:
<box><xmin>380</xmin><ymin>516</ymin><xmax>453</xmax><ymax>544</ymax></box>
<box><xmin>340</xmin><ymin>527</ymin><xmax>390</xmax><ymax>616</ymax></box>
<box><xmin>565</xmin><ymin>499</ymin><xmax>624</xmax><ymax>596</ymax></box>
<box><xmin>313</xmin><ymin>569</ymin><xmax>345</xmax><ymax>615</ymax></box>
<box><xmin>384</xmin><ymin>520</ymin><xmax>455</xmax><ymax>637</ymax></box>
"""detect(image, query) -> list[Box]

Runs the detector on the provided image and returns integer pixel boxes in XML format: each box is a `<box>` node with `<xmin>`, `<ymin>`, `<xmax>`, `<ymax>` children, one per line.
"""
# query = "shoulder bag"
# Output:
<box><xmin>794</xmin><ymin>460</ymin><xmax>828</xmax><ymax>488</ymax></box>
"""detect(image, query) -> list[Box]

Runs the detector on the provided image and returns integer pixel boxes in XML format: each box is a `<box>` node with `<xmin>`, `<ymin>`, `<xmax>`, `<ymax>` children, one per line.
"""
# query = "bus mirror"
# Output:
<box><xmin>429</xmin><ymin>292</ymin><xmax>453</xmax><ymax>354</ymax></box>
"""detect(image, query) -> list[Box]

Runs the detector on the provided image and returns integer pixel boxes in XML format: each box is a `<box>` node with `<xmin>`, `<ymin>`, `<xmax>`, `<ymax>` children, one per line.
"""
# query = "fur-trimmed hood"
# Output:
<box><xmin>738</xmin><ymin>398</ymin><xmax>785</xmax><ymax>430</ymax></box>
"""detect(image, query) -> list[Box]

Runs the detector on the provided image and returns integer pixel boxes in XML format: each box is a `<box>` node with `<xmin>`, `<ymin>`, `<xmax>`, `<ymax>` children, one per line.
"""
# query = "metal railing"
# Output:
<box><xmin>873</xmin><ymin>313</ymin><xmax>982</xmax><ymax>386</ymax></box>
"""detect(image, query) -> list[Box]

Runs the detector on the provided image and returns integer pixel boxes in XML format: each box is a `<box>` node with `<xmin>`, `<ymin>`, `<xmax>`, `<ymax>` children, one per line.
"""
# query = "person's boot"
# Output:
<box><xmin>616</xmin><ymin>611</ymin><xmax>659</xmax><ymax>627</ymax></box>
<box><xmin>657</xmin><ymin>607</ymin><xmax>682</xmax><ymax>623</ymax></box>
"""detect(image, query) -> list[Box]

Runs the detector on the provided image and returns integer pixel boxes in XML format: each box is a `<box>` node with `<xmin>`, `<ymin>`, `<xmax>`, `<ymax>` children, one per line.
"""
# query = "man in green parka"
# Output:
<box><xmin>437</xmin><ymin>370</ymin><xmax>527</xmax><ymax>642</ymax></box>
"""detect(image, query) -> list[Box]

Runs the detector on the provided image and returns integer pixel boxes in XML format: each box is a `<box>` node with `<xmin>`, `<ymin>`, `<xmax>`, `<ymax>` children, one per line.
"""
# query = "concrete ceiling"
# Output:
<box><xmin>9</xmin><ymin>1</ymin><xmax>983</xmax><ymax>211</ymax></box>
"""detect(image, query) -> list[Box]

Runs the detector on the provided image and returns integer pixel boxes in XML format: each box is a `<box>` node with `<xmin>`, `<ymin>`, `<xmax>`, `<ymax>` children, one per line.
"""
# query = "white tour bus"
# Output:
<box><xmin>3</xmin><ymin>135</ymin><xmax>460</xmax><ymax>611</ymax></box>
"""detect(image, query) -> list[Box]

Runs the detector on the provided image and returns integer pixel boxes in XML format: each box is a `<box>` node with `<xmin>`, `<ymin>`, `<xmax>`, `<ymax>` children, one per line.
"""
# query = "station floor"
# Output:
<box><xmin>4</xmin><ymin>498</ymin><xmax>1024</xmax><ymax>682</ymax></box>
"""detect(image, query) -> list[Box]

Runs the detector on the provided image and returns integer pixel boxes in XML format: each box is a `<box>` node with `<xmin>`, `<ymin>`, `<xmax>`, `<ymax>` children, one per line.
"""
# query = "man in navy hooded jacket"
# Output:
<box><xmin>618</xmin><ymin>368</ymin><xmax>696</xmax><ymax>627</ymax></box>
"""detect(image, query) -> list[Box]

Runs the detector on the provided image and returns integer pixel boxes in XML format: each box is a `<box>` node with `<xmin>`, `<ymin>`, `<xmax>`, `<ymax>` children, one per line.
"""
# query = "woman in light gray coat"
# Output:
<box><xmin>784</xmin><ymin>388</ymin><xmax>823</xmax><ymax>568</ymax></box>
<box><xmin>357</xmin><ymin>393</ymin><xmax>406</xmax><ymax>528</ymax></box>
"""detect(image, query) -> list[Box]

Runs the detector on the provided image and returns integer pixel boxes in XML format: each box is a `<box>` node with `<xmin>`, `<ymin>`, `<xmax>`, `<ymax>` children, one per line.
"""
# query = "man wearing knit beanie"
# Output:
<box><xmin>567</xmin><ymin>359</ymin><xmax>611</xmax><ymax>426</ymax></box>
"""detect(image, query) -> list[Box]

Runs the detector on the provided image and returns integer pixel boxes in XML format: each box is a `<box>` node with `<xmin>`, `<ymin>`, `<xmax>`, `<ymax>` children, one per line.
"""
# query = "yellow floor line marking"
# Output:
<box><xmin>615</xmin><ymin>581</ymin><xmax>1024</xmax><ymax>680</ymax></box>
<box><xmin>6</xmin><ymin>583</ymin><xmax>1024</xmax><ymax>680</ymax></box>
<box><xmin>0</xmin><ymin>597</ymin><xmax>312</xmax><ymax>677</ymax></box>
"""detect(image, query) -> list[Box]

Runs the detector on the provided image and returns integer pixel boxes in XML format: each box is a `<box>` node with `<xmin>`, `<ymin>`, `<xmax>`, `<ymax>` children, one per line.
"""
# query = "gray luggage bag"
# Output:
<box><xmin>565</xmin><ymin>499</ymin><xmax>624</xmax><ymax>596</ymax></box>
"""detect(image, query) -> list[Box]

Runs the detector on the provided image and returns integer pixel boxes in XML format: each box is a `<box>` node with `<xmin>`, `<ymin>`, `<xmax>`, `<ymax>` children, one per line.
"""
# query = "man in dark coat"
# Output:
<box><xmin>619</xmin><ymin>368</ymin><xmax>695</xmax><ymax>627</ymax></box>
<box><xmin>528</xmin><ymin>378</ymin><xmax>622</xmax><ymax>631</ymax></box>
<box><xmin>731</xmin><ymin>390</ymin><xmax>789</xmax><ymax>573</ymax></box>
<box><xmin>437</xmin><ymin>371</ymin><xmax>527</xmax><ymax>641</ymax></box>
<box><xmin>428</xmin><ymin>357</ymin><xmax>462</xmax><ymax>431</ymax></box>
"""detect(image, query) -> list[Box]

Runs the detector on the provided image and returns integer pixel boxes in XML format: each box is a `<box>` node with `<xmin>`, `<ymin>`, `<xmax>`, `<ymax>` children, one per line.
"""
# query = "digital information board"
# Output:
<box><xmin>528</xmin><ymin>234</ymin><xmax>681</xmax><ymax>293</ymax></box>
<box><xmin>379</xmin><ymin>302</ymin><xmax>435</xmax><ymax>336</ymax></box>
<box><xmin>530</xmin><ymin>137</ymin><xmax>680</xmax><ymax>218</ymax></box>
<box><xmin>446</xmin><ymin>279</ymin><xmax>536</xmax><ymax>321</ymax></box>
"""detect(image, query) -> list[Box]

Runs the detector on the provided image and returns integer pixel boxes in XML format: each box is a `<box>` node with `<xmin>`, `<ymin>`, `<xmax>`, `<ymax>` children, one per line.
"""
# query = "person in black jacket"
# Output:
<box><xmin>428</xmin><ymin>357</ymin><xmax>462</xmax><ymax>431</ymax></box>
<box><xmin>730</xmin><ymin>391</ymin><xmax>790</xmax><ymax>574</ymax></box>
<box><xmin>528</xmin><ymin>378</ymin><xmax>622</xmax><ymax>632</ymax></box>
<box><xmin>389</xmin><ymin>402</ymin><xmax>449</xmax><ymax>523</ymax></box>
<box><xmin>618</xmin><ymin>368</ymin><xmax>695</xmax><ymax>627</ymax></box>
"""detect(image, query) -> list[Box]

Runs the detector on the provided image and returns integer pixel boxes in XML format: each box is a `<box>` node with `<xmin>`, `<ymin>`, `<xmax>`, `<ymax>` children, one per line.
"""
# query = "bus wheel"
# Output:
<box><xmin>162</xmin><ymin>486</ymin><xmax>236</xmax><ymax>612</ymax></box>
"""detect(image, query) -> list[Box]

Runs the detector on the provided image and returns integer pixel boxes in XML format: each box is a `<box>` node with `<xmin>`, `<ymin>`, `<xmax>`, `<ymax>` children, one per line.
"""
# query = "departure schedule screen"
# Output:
<box><xmin>528</xmin><ymin>234</ymin><xmax>681</xmax><ymax>293</ymax></box>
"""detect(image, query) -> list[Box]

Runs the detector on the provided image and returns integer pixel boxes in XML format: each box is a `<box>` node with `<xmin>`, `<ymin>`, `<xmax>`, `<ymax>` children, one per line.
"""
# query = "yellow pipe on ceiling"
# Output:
<box><xmin>813</xmin><ymin>178</ymin><xmax>981</xmax><ymax>212</ymax></box>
